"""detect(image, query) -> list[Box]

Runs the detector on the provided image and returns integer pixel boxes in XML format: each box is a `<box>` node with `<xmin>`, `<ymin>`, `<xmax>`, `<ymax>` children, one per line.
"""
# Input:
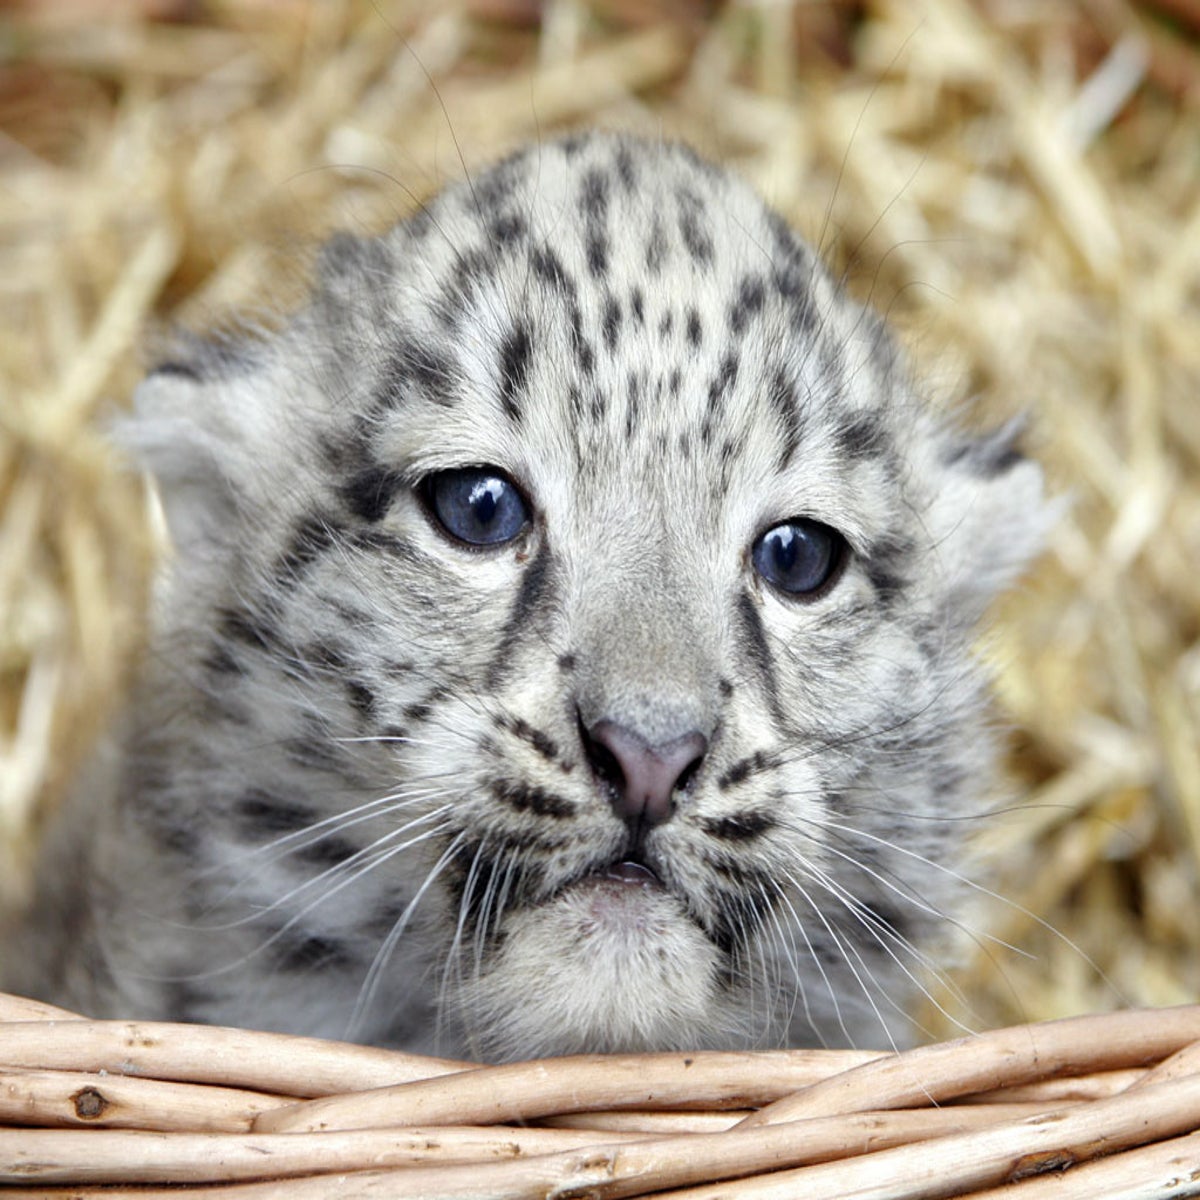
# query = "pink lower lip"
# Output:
<box><xmin>603</xmin><ymin>860</ymin><xmax>660</xmax><ymax>886</ymax></box>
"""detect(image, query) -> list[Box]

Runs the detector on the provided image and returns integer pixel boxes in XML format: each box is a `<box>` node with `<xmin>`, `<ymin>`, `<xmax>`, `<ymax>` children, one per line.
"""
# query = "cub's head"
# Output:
<box><xmin>127</xmin><ymin>132</ymin><xmax>1047</xmax><ymax>1057</ymax></box>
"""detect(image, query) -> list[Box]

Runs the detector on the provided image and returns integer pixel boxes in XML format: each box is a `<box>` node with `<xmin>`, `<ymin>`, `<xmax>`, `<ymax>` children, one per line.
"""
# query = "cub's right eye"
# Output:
<box><xmin>420</xmin><ymin>467</ymin><xmax>529</xmax><ymax>547</ymax></box>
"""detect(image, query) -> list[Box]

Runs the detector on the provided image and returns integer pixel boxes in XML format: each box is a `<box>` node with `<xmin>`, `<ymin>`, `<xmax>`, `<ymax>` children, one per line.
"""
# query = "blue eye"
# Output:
<box><xmin>423</xmin><ymin>468</ymin><xmax>529</xmax><ymax>547</ymax></box>
<box><xmin>752</xmin><ymin>519</ymin><xmax>844</xmax><ymax>596</ymax></box>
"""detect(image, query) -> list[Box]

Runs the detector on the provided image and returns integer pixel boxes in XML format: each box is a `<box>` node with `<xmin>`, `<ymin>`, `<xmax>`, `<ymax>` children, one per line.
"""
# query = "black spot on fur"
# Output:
<box><xmin>498</xmin><ymin>322</ymin><xmax>532</xmax><ymax>424</ymax></box>
<box><xmin>490</xmin><ymin>779</ymin><xmax>575</xmax><ymax>819</ymax></box>
<box><xmin>303</xmin><ymin>641</ymin><xmax>349</xmax><ymax>673</ymax></box>
<box><xmin>580</xmin><ymin>168</ymin><xmax>611</xmax><ymax>278</ymax></box>
<box><xmin>772</xmin><ymin>256</ymin><xmax>816</xmax><ymax>333</ymax></box>
<box><xmin>487</xmin><ymin>545</ymin><xmax>555</xmax><ymax>690</ymax></box>
<box><xmin>676</xmin><ymin>187</ymin><xmax>713</xmax><ymax>265</ymax></box>
<box><xmin>625</xmin><ymin>369</ymin><xmax>641</xmax><ymax>441</ymax></box>
<box><xmin>217</xmin><ymin>606</ymin><xmax>277</xmax><ymax>654</ymax></box>
<box><xmin>686</xmin><ymin>308</ymin><xmax>702</xmax><ymax>347</ymax></box>
<box><xmin>271</xmin><ymin>930</ymin><xmax>356</xmax><ymax>971</ymax></box>
<box><xmin>944</xmin><ymin>423</ymin><xmax>1028</xmax><ymax>478</ymax></box>
<box><xmin>377</xmin><ymin>337</ymin><xmax>457</xmax><ymax>409</ymax></box>
<box><xmin>987</xmin><ymin>445</ymin><xmax>1024</xmax><ymax>474</ymax></box>
<box><xmin>702</xmin><ymin>811</ymin><xmax>777</xmax><ymax>841</ymax></box>
<box><xmin>149</xmin><ymin>359</ymin><xmax>204</xmax><ymax>383</ymax></box>
<box><xmin>728</xmin><ymin>275</ymin><xmax>766</xmax><ymax>335</ymax></box>
<box><xmin>293</xmin><ymin>833</ymin><xmax>359</xmax><ymax>871</ymax></box>
<box><xmin>494</xmin><ymin>713</ymin><xmax>559</xmax><ymax>761</ymax></box>
<box><xmin>560</xmin><ymin>132</ymin><xmax>588</xmax><ymax>158</ymax></box>
<box><xmin>445</xmin><ymin>839</ymin><xmax>561</xmax><ymax>940</ymax></box>
<box><xmin>768</xmin><ymin>366</ymin><xmax>804</xmax><ymax>470</ymax></box>
<box><xmin>707</xmin><ymin>879</ymin><xmax>773</xmax><ymax>966</ymax></box>
<box><xmin>735</xmin><ymin>591</ymin><xmax>782</xmax><ymax>718</ymax></box>
<box><xmin>437</xmin><ymin>246</ymin><xmax>499</xmax><ymax>325</ymax></box>
<box><xmin>717</xmin><ymin>750</ymin><xmax>774</xmax><ymax>791</ymax></box>
<box><xmin>557</xmin><ymin>653</ymin><xmax>577</xmax><ymax>672</ymax></box>
<box><xmin>203</xmin><ymin>641</ymin><xmax>244</xmax><ymax>676</ymax></box>
<box><xmin>863</xmin><ymin>534</ymin><xmax>912</xmax><ymax>602</ymax></box>
<box><xmin>232</xmin><ymin>786</ymin><xmax>355</xmax><ymax>867</ymax></box>
<box><xmin>233</xmin><ymin>789</ymin><xmax>314</xmax><ymax>837</ymax></box>
<box><xmin>629</xmin><ymin>287</ymin><xmax>645</xmax><ymax>326</ymax></box>
<box><xmin>346</xmin><ymin>529</ymin><xmax>420</xmax><ymax>563</ymax></box>
<box><xmin>615</xmin><ymin>141</ymin><xmax>637</xmax><ymax>191</ymax></box>
<box><xmin>490</xmin><ymin>213</ymin><xmax>527</xmax><ymax>245</ymax></box>
<box><xmin>836</xmin><ymin>413</ymin><xmax>887</xmax><ymax>461</ymax></box>
<box><xmin>707</xmin><ymin>352</ymin><xmax>738</xmax><ymax>415</ymax></box>
<box><xmin>275</xmin><ymin>514</ymin><xmax>342</xmax><ymax>590</ymax></box>
<box><xmin>530</xmin><ymin>244</ymin><xmax>574</xmax><ymax>297</ymax></box>
<box><xmin>341</xmin><ymin>466</ymin><xmax>404</xmax><ymax>523</ymax></box>
<box><xmin>602</xmin><ymin>294</ymin><xmax>622</xmax><ymax>351</ymax></box>
<box><xmin>645</xmin><ymin>214</ymin><xmax>668</xmax><ymax>275</ymax></box>
<box><xmin>345</xmin><ymin>679</ymin><xmax>377</xmax><ymax>721</ymax></box>
<box><xmin>861</xmin><ymin>902</ymin><xmax>913</xmax><ymax>946</ymax></box>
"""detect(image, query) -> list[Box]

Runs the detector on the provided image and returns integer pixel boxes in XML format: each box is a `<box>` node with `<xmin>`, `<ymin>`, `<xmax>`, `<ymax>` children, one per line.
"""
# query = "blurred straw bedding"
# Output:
<box><xmin>0</xmin><ymin>0</ymin><xmax>1196</xmax><ymax>1040</ymax></box>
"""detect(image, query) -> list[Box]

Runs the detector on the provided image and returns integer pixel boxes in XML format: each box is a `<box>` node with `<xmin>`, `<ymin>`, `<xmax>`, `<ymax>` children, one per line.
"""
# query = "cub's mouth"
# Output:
<box><xmin>547</xmin><ymin>851</ymin><xmax>696</xmax><ymax>942</ymax></box>
<box><xmin>599</xmin><ymin>858</ymin><xmax>661</xmax><ymax>888</ymax></box>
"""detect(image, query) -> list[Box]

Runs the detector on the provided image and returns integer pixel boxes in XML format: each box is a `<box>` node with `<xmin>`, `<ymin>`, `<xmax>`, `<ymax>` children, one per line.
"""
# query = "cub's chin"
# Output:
<box><xmin>452</xmin><ymin>865</ymin><xmax>734</xmax><ymax>1060</ymax></box>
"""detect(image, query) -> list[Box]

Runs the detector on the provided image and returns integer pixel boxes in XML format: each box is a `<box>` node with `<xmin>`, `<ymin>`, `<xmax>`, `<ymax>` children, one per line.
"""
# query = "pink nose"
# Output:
<box><xmin>585</xmin><ymin>720</ymin><xmax>708</xmax><ymax>828</ymax></box>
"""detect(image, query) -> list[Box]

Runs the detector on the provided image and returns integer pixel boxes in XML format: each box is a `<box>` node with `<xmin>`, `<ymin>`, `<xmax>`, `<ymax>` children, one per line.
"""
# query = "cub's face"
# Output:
<box><xmin>131</xmin><ymin>133</ymin><xmax>1046</xmax><ymax>1057</ymax></box>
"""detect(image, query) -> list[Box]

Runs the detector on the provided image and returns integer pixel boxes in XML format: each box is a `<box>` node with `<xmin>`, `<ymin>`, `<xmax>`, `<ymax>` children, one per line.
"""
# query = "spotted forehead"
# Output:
<box><xmin>400</xmin><ymin>135</ymin><xmax>830</xmax><ymax>340</ymax></box>
<box><xmin>369</xmin><ymin>135</ymin><xmax>900</xmax><ymax>460</ymax></box>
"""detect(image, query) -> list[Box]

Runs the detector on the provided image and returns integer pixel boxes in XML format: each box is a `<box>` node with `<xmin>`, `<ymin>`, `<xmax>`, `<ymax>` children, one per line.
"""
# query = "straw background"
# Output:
<box><xmin>0</xmin><ymin>0</ymin><xmax>1197</xmax><ymax>1043</ymax></box>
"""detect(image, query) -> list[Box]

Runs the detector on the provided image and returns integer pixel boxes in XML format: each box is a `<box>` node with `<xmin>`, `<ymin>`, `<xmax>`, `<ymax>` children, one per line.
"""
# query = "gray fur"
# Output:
<box><xmin>1</xmin><ymin>133</ymin><xmax>1049</xmax><ymax>1058</ymax></box>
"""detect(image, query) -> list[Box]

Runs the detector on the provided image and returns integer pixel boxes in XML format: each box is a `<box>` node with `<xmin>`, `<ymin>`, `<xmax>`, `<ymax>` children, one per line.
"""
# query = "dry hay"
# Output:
<box><xmin>0</xmin><ymin>0</ymin><xmax>1198</xmax><ymax>1054</ymax></box>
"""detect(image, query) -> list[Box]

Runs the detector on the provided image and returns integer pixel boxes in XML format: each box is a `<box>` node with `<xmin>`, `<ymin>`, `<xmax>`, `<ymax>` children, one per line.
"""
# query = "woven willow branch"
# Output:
<box><xmin>1</xmin><ymin>994</ymin><xmax>1197</xmax><ymax>1199</ymax></box>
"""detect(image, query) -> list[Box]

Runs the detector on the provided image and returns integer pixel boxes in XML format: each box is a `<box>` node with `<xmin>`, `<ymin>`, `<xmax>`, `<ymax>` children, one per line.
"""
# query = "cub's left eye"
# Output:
<box><xmin>752</xmin><ymin>518</ymin><xmax>845</xmax><ymax>597</ymax></box>
<box><xmin>421</xmin><ymin>468</ymin><xmax>529</xmax><ymax>547</ymax></box>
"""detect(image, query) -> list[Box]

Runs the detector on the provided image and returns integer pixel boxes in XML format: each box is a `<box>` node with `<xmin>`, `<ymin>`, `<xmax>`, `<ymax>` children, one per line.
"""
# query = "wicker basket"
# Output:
<box><xmin>2</xmin><ymin>992</ymin><xmax>1198</xmax><ymax>1198</ymax></box>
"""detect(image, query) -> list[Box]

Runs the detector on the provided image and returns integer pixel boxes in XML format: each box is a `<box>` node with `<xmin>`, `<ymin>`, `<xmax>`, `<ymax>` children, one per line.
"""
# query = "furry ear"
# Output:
<box><xmin>117</xmin><ymin>341</ymin><xmax>280</xmax><ymax>561</ymax></box>
<box><xmin>922</xmin><ymin>418</ymin><xmax>1056</xmax><ymax>627</ymax></box>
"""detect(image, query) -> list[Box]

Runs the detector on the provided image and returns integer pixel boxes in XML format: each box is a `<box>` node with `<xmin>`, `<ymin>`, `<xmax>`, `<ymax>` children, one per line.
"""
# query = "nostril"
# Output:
<box><xmin>674</xmin><ymin>754</ymin><xmax>702</xmax><ymax>794</ymax></box>
<box><xmin>583</xmin><ymin>718</ymin><xmax>708</xmax><ymax>829</ymax></box>
<box><xmin>582</xmin><ymin>721</ymin><xmax>625</xmax><ymax>795</ymax></box>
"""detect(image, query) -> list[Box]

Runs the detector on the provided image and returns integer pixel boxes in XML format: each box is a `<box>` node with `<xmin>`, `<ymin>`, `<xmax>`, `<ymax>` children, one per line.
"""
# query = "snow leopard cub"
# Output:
<box><xmin>4</xmin><ymin>131</ymin><xmax>1047</xmax><ymax>1059</ymax></box>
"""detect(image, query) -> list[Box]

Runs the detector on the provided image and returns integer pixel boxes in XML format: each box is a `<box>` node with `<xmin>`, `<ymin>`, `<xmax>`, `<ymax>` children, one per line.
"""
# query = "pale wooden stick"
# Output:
<box><xmin>965</xmin><ymin>1128</ymin><xmax>1200</xmax><ymax>1200</ymax></box>
<box><xmin>542</xmin><ymin>1102</ymin><xmax>1053</xmax><ymax>1137</ymax></box>
<box><xmin>0</xmin><ymin>1068</ymin><xmax>290</xmax><ymax>1132</ymax></box>
<box><xmin>0</xmin><ymin>1105</ymin><xmax>1056</xmax><ymax>1198</ymax></box>
<box><xmin>0</xmin><ymin>1124</ymin><xmax>647</xmax><ymax>1184</ymax></box>
<box><xmin>658</xmin><ymin>1073</ymin><xmax>1200</xmax><ymax>1200</ymax></box>
<box><xmin>543</xmin><ymin>1110</ymin><xmax>747</xmax><ymax>1134</ymax></box>
<box><xmin>951</xmin><ymin>1067</ymin><xmax>1144</xmax><ymax>1105</ymax></box>
<box><xmin>0</xmin><ymin>1017</ymin><xmax>474</xmax><ymax>1097</ymax></box>
<box><xmin>253</xmin><ymin>1048</ymin><xmax>881</xmax><ymax>1134</ymax></box>
<box><xmin>739</xmin><ymin>1005</ymin><xmax>1200</xmax><ymax>1127</ymax></box>
<box><xmin>1123</xmin><ymin>1037</ymin><xmax>1200</xmax><ymax>1090</ymax></box>
<box><xmin>0</xmin><ymin>994</ymin><xmax>83</xmax><ymax>1022</ymax></box>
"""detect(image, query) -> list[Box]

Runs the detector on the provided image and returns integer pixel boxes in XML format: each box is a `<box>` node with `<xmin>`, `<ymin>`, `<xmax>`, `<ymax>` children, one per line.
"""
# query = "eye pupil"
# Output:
<box><xmin>770</xmin><ymin>527</ymin><xmax>798</xmax><ymax>573</ymax></box>
<box><xmin>752</xmin><ymin>519</ymin><xmax>842</xmax><ymax>596</ymax></box>
<box><xmin>472</xmin><ymin>481</ymin><xmax>499</xmax><ymax>525</ymax></box>
<box><xmin>425</xmin><ymin>468</ymin><xmax>528</xmax><ymax>546</ymax></box>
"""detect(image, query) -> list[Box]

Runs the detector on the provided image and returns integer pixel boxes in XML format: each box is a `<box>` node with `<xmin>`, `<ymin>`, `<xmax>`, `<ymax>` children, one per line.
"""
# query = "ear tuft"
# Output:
<box><xmin>117</xmin><ymin>336</ymin><xmax>277</xmax><ymax>560</ymax></box>
<box><xmin>924</xmin><ymin>417</ymin><xmax>1056</xmax><ymax>627</ymax></box>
